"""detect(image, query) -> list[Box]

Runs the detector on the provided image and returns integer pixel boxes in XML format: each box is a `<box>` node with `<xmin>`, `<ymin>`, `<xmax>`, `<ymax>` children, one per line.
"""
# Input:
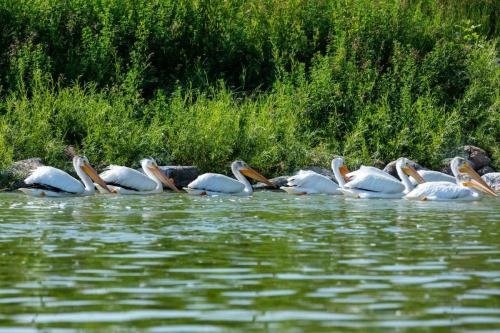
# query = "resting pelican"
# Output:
<box><xmin>281</xmin><ymin>166</ymin><xmax>341</xmax><ymax>195</ymax></box>
<box><xmin>184</xmin><ymin>160</ymin><xmax>275</xmax><ymax>196</ymax></box>
<box><xmin>398</xmin><ymin>157</ymin><xmax>497</xmax><ymax>201</ymax></box>
<box><xmin>19</xmin><ymin>156</ymin><xmax>111</xmax><ymax>197</ymax></box>
<box><xmin>332</xmin><ymin>157</ymin><xmax>406</xmax><ymax>198</ymax></box>
<box><xmin>98</xmin><ymin>158</ymin><xmax>180</xmax><ymax>194</ymax></box>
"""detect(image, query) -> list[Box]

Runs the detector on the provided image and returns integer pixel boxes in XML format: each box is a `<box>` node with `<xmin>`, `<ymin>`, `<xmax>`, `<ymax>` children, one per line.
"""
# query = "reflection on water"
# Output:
<box><xmin>0</xmin><ymin>192</ymin><xmax>499</xmax><ymax>332</ymax></box>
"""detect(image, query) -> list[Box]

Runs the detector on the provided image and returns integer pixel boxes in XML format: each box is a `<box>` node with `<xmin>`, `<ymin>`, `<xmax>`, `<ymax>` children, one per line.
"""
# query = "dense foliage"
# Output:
<box><xmin>0</xmin><ymin>0</ymin><xmax>498</xmax><ymax>174</ymax></box>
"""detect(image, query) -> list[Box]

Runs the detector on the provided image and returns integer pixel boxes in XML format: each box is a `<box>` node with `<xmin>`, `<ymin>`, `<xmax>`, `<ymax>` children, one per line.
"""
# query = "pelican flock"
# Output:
<box><xmin>400</xmin><ymin>157</ymin><xmax>497</xmax><ymax>201</ymax></box>
<box><xmin>17</xmin><ymin>155</ymin><xmax>497</xmax><ymax>201</ymax></box>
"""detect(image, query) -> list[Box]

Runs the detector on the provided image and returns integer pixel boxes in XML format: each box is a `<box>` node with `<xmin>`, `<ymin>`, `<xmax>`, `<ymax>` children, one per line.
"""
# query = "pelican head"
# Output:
<box><xmin>73</xmin><ymin>155</ymin><xmax>111</xmax><ymax>193</ymax></box>
<box><xmin>450</xmin><ymin>156</ymin><xmax>495</xmax><ymax>195</ymax></box>
<box><xmin>141</xmin><ymin>158</ymin><xmax>180</xmax><ymax>192</ymax></box>
<box><xmin>451</xmin><ymin>157</ymin><xmax>470</xmax><ymax>174</ymax></box>
<box><xmin>457</xmin><ymin>173</ymin><xmax>497</xmax><ymax>197</ymax></box>
<box><xmin>331</xmin><ymin>157</ymin><xmax>350</xmax><ymax>181</ymax></box>
<box><xmin>232</xmin><ymin>160</ymin><xmax>275</xmax><ymax>187</ymax></box>
<box><xmin>397</xmin><ymin>157</ymin><xmax>425</xmax><ymax>184</ymax></box>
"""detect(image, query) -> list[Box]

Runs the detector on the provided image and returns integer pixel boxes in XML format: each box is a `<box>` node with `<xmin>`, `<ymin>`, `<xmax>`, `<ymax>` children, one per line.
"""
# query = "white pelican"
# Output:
<box><xmin>281</xmin><ymin>166</ymin><xmax>341</xmax><ymax>195</ymax></box>
<box><xmin>98</xmin><ymin>158</ymin><xmax>180</xmax><ymax>194</ymax></box>
<box><xmin>184</xmin><ymin>160</ymin><xmax>275</xmax><ymax>196</ymax></box>
<box><xmin>398</xmin><ymin>157</ymin><xmax>497</xmax><ymax>201</ymax></box>
<box><xmin>19</xmin><ymin>156</ymin><xmax>111</xmax><ymax>197</ymax></box>
<box><xmin>410</xmin><ymin>170</ymin><xmax>456</xmax><ymax>184</ymax></box>
<box><xmin>399</xmin><ymin>159</ymin><xmax>455</xmax><ymax>185</ymax></box>
<box><xmin>332</xmin><ymin>157</ymin><xmax>406</xmax><ymax>198</ymax></box>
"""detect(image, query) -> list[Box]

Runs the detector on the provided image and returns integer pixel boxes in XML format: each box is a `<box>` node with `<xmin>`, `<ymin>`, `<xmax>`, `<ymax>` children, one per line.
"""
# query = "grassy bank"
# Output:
<box><xmin>0</xmin><ymin>0</ymin><xmax>498</xmax><ymax>175</ymax></box>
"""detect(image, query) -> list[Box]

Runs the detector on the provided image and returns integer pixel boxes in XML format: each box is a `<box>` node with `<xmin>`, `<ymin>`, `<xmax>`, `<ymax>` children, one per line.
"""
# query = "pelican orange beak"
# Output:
<box><xmin>149</xmin><ymin>166</ymin><xmax>181</xmax><ymax>192</ymax></box>
<box><xmin>81</xmin><ymin>162</ymin><xmax>112</xmax><ymax>193</ymax></box>
<box><xmin>462</xmin><ymin>179</ymin><xmax>497</xmax><ymax>197</ymax></box>
<box><xmin>459</xmin><ymin>163</ymin><xmax>494</xmax><ymax>193</ymax></box>
<box><xmin>403</xmin><ymin>165</ymin><xmax>425</xmax><ymax>184</ymax></box>
<box><xmin>240</xmin><ymin>167</ymin><xmax>276</xmax><ymax>187</ymax></box>
<box><xmin>339</xmin><ymin>165</ymin><xmax>351</xmax><ymax>182</ymax></box>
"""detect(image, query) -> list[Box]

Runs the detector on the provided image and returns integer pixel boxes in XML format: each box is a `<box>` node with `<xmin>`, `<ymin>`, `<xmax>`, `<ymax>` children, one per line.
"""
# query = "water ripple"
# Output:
<box><xmin>0</xmin><ymin>192</ymin><xmax>498</xmax><ymax>332</ymax></box>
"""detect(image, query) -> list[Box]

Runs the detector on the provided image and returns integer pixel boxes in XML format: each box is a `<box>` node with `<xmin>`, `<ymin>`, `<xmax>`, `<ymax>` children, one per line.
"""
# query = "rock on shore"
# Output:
<box><xmin>139</xmin><ymin>165</ymin><xmax>199</xmax><ymax>188</ymax></box>
<box><xmin>463</xmin><ymin>145</ymin><xmax>491</xmax><ymax>169</ymax></box>
<box><xmin>383</xmin><ymin>159</ymin><xmax>425</xmax><ymax>180</ymax></box>
<box><xmin>158</xmin><ymin>166</ymin><xmax>199</xmax><ymax>188</ymax></box>
<box><xmin>482</xmin><ymin>172</ymin><xmax>500</xmax><ymax>192</ymax></box>
<box><xmin>253</xmin><ymin>176</ymin><xmax>289</xmax><ymax>190</ymax></box>
<box><xmin>441</xmin><ymin>145</ymin><xmax>495</xmax><ymax>176</ymax></box>
<box><xmin>0</xmin><ymin>158</ymin><xmax>44</xmax><ymax>191</ymax></box>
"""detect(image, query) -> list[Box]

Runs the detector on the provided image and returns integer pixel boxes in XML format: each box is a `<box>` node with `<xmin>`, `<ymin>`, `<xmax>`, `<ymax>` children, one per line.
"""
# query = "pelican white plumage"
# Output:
<box><xmin>331</xmin><ymin>157</ymin><xmax>406</xmax><ymax>198</ymax></box>
<box><xmin>184</xmin><ymin>160</ymin><xmax>275</xmax><ymax>196</ymax></box>
<box><xmin>281</xmin><ymin>166</ymin><xmax>341</xmax><ymax>195</ymax></box>
<box><xmin>397</xmin><ymin>157</ymin><xmax>497</xmax><ymax>201</ymax></box>
<box><xmin>410</xmin><ymin>170</ymin><xmax>456</xmax><ymax>184</ymax></box>
<box><xmin>97</xmin><ymin>158</ymin><xmax>180</xmax><ymax>194</ymax></box>
<box><xmin>402</xmin><ymin>160</ymin><xmax>455</xmax><ymax>185</ymax></box>
<box><xmin>19</xmin><ymin>156</ymin><xmax>111</xmax><ymax>197</ymax></box>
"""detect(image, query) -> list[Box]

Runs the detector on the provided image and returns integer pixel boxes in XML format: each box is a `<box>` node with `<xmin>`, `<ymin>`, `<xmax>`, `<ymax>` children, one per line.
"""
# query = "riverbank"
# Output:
<box><xmin>0</xmin><ymin>0</ymin><xmax>498</xmax><ymax>175</ymax></box>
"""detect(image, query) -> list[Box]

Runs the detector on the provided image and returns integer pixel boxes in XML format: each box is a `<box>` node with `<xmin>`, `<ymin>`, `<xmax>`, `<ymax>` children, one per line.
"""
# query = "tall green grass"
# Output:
<box><xmin>0</xmin><ymin>0</ymin><xmax>498</xmax><ymax>174</ymax></box>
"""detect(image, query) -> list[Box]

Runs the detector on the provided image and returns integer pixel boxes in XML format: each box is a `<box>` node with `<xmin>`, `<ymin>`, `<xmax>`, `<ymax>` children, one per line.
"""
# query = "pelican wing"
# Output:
<box><xmin>24</xmin><ymin>166</ymin><xmax>84</xmax><ymax>193</ymax></box>
<box><xmin>357</xmin><ymin>165</ymin><xmax>392</xmax><ymax>177</ymax></box>
<box><xmin>410</xmin><ymin>170</ymin><xmax>455</xmax><ymax>185</ymax></box>
<box><xmin>346</xmin><ymin>170</ymin><xmax>405</xmax><ymax>193</ymax></box>
<box><xmin>347</xmin><ymin>166</ymin><xmax>399</xmax><ymax>182</ymax></box>
<box><xmin>406</xmin><ymin>182</ymin><xmax>475</xmax><ymax>200</ymax></box>
<box><xmin>286</xmin><ymin>170</ymin><xmax>340</xmax><ymax>194</ymax></box>
<box><xmin>100</xmin><ymin>165</ymin><xmax>157</xmax><ymax>191</ymax></box>
<box><xmin>187</xmin><ymin>173</ymin><xmax>245</xmax><ymax>193</ymax></box>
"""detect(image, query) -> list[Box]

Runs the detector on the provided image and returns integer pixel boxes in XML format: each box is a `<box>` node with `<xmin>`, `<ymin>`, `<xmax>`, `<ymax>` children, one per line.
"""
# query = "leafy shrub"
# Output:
<box><xmin>0</xmin><ymin>0</ymin><xmax>497</xmax><ymax>174</ymax></box>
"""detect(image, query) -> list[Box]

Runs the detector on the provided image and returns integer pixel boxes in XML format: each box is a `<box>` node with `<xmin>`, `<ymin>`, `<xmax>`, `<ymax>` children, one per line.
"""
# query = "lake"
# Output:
<box><xmin>0</xmin><ymin>192</ymin><xmax>499</xmax><ymax>332</ymax></box>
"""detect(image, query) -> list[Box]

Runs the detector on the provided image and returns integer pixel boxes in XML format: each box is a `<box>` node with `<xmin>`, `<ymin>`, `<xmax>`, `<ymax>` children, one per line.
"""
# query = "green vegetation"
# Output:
<box><xmin>0</xmin><ymin>0</ymin><xmax>498</xmax><ymax>175</ymax></box>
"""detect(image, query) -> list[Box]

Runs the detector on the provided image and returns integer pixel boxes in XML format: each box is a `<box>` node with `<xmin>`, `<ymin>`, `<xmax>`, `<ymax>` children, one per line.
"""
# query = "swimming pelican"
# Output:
<box><xmin>19</xmin><ymin>156</ymin><xmax>111</xmax><ymax>197</ymax></box>
<box><xmin>410</xmin><ymin>170</ymin><xmax>456</xmax><ymax>184</ymax></box>
<box><xmin>331</xmin><ymin>157</ymin><xmax>406</xmax><ymax>198</ymax></box>
<box><xmin>98</xmin><ymin>158</ymin><xmax>180</xmax><ymax>194</ymax></box>
<box><xmin>399</xmin><ymin>158</ymin><xmax>455</xmax><ymax>185</ymax></box>
<box><xmin>281</xmin><ymin>165</ymin><xmax>342</xmax><ymax>195</ymax></box>
<box><xmin>398</xmin><ymin>157</ymin><xmax>497</xmax><ymax>201</ymax></box>
<box><xmin>184</xmin><ymin>160</ymin><xmax>275</xmax><ymax>196</ymax></box>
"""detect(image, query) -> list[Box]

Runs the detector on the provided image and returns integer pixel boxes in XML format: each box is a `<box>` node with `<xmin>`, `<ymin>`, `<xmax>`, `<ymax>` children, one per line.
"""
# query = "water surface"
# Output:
<box><xmin>0</xmin><ymin>192</ymin><xmax>499</xmax><ymax>332</ymax></box>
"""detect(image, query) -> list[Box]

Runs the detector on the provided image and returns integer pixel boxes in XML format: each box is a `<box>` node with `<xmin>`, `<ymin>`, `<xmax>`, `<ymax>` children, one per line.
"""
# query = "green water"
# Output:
<box><xmin>0</xmin><ymin>192</ymin><xmax>499</xmax><ymax>332</ymax></box>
